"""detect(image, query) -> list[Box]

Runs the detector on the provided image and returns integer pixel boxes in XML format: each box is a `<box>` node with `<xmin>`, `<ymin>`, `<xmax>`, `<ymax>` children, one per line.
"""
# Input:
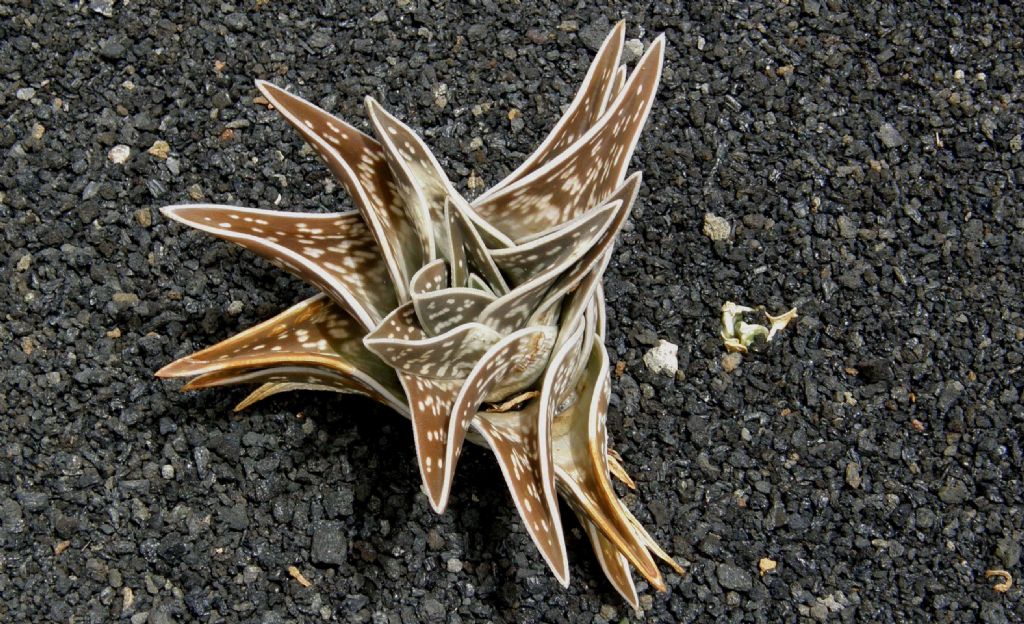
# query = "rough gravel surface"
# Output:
<box><xmin>2</xmin><ymin>2</ymin><xmax>1023</xmax><ymax>623</ymax></box>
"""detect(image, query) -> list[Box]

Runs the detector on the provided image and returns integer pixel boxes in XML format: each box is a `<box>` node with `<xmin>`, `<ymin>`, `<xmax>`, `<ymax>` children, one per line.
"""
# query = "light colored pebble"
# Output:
<box><xmin>643</xmin><ymin>340</ymin><xmax>679</xmax><ymax>376</ymax></box>
<box><xmin>108</xmin><ymin>145</ymin><xmax>131</xmax><ymax>164</ymax></box>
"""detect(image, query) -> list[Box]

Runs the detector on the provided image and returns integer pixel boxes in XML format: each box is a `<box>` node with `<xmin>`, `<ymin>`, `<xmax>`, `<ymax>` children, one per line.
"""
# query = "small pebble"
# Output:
<box><xmin>717</xmin><ymin>562</ymin><xmax>753</xmax><ymax>591</ymax></box>
<box><xmin>134</xmin><ymin>208</ymin><xmax>152</xmax><ymax>227</ymax></box>
<box><xmin>845</xmin><ymin>462</ymin><xmax>862</xmax><ymax>488</ymax></box>
<box><xmin>623</xmin><ymin>38</ymin><xmax>644</xmax><ymax>62</ymax></box>
<box><xmin>721</xmin><ymin>352</ymin><xmax>742</xmax><ymax>373</ymax></box>
<box><xmin>147</xmin><ymin>140</ymin><xmax>170</xmax><ymax>159</ymax></box>
<box><xmin>112</xmin><ymin>292</ymin><xmax>139</xmax><ymax>306</ymax></box>
<box><xmin>108</xmin><ymin>145</ymin><xmax>131</xmax><ymax>164</ymax></box>
<box><xmin>89</xmin><ymin>0</ymin><xmax>114</xmax><ymax>17</ymax></box>
<box><xmin>643</xmin><ymin>340</ymin><xmax>679</xmax><ymax>377</ymax></box>
<box><xmin>876</xmin><ymin>122</ymin><xmax>904</xmax><ymax>148</ymax></box>
<box><xmin>311</xmin><ymin>521</ymin><xmax>347</xmax><ymax>565</ymax></box>
<box><xmin>703</xmin><ymin>213</ymin><xmax>731</xmax><ymax>241</ymax></box>
<box><xmin>422</xmin><ymin>597</ymin><xmax>445</xmax><ymax>623</ymax></box>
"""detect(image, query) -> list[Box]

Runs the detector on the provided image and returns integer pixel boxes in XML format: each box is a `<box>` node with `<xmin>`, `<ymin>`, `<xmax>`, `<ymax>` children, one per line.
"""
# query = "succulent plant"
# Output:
<box><xmin>157</xmin><ymin>21</ymin><xmax>680</xmax><ymax>606</ymax></box>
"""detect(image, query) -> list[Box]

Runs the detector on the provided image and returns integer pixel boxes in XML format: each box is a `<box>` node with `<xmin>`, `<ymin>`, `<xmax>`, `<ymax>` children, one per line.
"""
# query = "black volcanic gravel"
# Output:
<box><xmin>2</xmin><ymin>2</ymin><xmax>1023</xmax><ymax>622</ymax></box>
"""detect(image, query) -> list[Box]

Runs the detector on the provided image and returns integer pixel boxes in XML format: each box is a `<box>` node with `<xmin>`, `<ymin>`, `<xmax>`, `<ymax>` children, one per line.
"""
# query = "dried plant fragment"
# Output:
<box><xmin>287</xmin><ymin>565</ymin><xmax>312</xmax><ymax>588</ymax></box>
<box><xmin>985</xmin><ymin>569</ymin><xmax>1012</xmax><ymax>593</ymax></box>
<box><xmin>156</xmin><ymin>21</ymin><xmax>676</xmax><ymax>607</ymax></box>
<box><xmin>721</xmin><ymin>301</ymin><xmax>798</xmax><ymax>353</ymax></box>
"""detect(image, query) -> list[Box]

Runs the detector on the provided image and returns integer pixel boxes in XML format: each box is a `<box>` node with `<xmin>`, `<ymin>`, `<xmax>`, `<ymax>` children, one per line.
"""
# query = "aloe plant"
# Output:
<box><xmin>157</xmin><ymin>21</ymin><xmax>679</xmax><ymax>606</ymax></box>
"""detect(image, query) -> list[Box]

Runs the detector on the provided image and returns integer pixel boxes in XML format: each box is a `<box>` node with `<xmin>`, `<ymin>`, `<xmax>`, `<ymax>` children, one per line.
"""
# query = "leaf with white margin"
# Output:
<box><xmin>161</xmin><ymin>205</ymin><xmax>395</xmax><ymax>329</ymax></box>
<box><xmin>473</xmin><ymin>37</ymin><xmax>664</xmax><ymax>241</ymax></box>
<box><xmin>436</xmin><ymin>326</ymin><xmax>558</xmax><ymax>510</ymax></box>
<box><xmin>551</xmin><ymin>293</ymin><xmax>600</xmax><ymax>412</ymax></box>
<box><xmin>234</xmin><ymin>382</ymin><xmax>316</xmax><ymax>412</ymax></box>
<box><xmin>489</xmin><ymin>198</ymin><xmax>621</xmax><ymax>286</ymax></box>
<box><xmin>531</xmin><ymin>172</ymin><xmax>641</xmax><ymax>325</ymax></box>
<box><xmin>579</xmin><ymin>516</ymin><xmax>639</xmax><ymax>608</ymax></box>
<box><xmin>408</xmin><ymin>259</ymin><xmax>495</xmax><ymax>337</ymax></box>
<box><xmin>417</xmin><ymin>288</ymin><xmax>497</xmax><ymax>337</ymax></box>
<box><xmin>398</xmin><ymin>373</ymin><xmax>463</xmax><ymax>513</ymax></box>
<box><xmin>408</xmin><ymin>258</ymin><xmax>448</xmax><ymax>319</ymax></box>
<box><xmin>594</xmin><ymin>283</ymin><xmax>607</xmax><ymax>338</ymax></box>
<box><xmin>606</xmin><ymin>65</ymin><xmax>628</xmax><ymax>111</ymax></box>
<box><xmin>365</xmin><ymin>97</ymin><xmax>489</xmax><ymax>273</ymax></box>
<box><xmin>448</xmin><ymin>195</ymin><xmax>510</xmax><ymax>295</ymax></box>
<box><xmin>473</xmin><ymin>403</ymin><xmax>568</xmax><ymax>585</ymax></box>
<box><xmin>478</xmin><ymin>199</ymin><xmax>622</xmax><ymax>335</ymax></box>
<box><xmin>157</xmin><ymin>294</ymin><xmax>402</xmax><ymax>406</ymax></box>
<box><xmin>363</xmin><ymin>97</ymin><xmax>437</xmax><ymax>265</ymax></box>
<box><xmin>552</xmin><ymin>336</ymin><xmax>665</xmax><ymax>591</ymax></box>
<box><xmin>363</xmin><ymin>302</ymin><xmax>502</xmax><ymax>379</ymax></box>
<box><xmin>470</xmin><ymin>319</ymin><xmax>585</xmax><ymax>585</ymax></box>
<box><xmin>232</xmin><ymin>378</ymin><xmax>418</xmax><ymax>416</ymax></box>
<box><xmin>479</xmin><ymin>21</ymin><xmax>625</xmax><ymax>200</ymax></box>
<box><xmin>181</xmin><ymin>364</ymin><xmax>408</xmax><ymax>416</ymax></box>
<box><xmin>467</xmin><ymin>273</ymin><xmax>495</xmax><ymax>296</ymax></box>
<box><xmin>443</xmin><ymin>198</ymin><xmax>469</xmax><ymax>288</ymax></box>
<box><xmin>256</xmin><ymin>80</ymin><xmax>420</xmax><ymax>300</ymax></box>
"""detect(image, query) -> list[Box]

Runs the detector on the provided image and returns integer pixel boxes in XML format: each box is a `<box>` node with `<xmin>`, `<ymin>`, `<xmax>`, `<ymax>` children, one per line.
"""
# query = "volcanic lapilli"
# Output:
<box><xmin>157</xmin><ymin>21</ymin><xmax>682</xmax><ymax>606</ymax></box>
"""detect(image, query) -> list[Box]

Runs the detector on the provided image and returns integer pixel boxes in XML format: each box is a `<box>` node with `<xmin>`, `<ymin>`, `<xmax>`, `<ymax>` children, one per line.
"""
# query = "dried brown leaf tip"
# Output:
<box><xmin>156</xmin><ymin>22</ymin><xmax>676</xmax><ymax>606</ymax></box>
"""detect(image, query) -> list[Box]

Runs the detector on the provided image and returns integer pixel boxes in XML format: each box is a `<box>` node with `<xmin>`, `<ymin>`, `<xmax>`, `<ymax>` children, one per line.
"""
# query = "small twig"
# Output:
<box><xmin>484</xmin><ymin>391</ymin><xmax>539</xmax><ymax>413</ymax></box>
<box><xmin>984</xmin><ymin>569</ymin><xmax>1012</xmax><ymax>593</ymax></box>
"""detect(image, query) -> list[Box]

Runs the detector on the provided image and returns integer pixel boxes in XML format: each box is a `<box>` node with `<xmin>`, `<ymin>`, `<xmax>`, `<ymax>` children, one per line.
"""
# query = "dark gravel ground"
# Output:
<box><xmin>2</xmin><ymin>1</ymin><xmax>1023</xmax><ymax>622</ymax></box>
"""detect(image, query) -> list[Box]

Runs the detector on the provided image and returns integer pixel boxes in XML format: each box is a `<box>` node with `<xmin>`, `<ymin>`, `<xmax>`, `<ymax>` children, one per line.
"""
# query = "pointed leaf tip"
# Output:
<box><xmin>154</xmin><ymin>361</ymin><xmax>179</xmax><ymax>378</ymax></box>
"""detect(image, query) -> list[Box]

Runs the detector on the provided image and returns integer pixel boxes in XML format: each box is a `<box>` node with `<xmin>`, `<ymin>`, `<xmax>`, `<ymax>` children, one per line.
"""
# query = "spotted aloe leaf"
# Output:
<box><xmin>472</xmin><ymin>30</ymin><xmax>665</xmax><ymax>241</ymax></box>
<box><xmin>157</xmin><ymin>21</ymin><xmax>677</xmax><ymax>607</ymax></box>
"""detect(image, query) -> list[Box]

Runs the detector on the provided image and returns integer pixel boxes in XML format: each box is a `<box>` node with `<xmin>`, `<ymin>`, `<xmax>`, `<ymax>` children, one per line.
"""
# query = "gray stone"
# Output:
<box><xmin>0</xmin><ymin>498</ymin><xmax>24</xmax><ymax>533</ymax></box>
<box><xmin>578</xmin><ymin>17</ymin><xmax>611</xmax><ymax>51</ymax></box>
<box><xmin>876</xmin><ymin>122</ymin><xmax>904</xmax><ymax>148</ymax></box>
<box><xmin>220</xmin><ymin>503</ymin><xmax>248</xmax><ymax>531</ymax></box>
<box><xmin>716</xmin><ymin>562</ymin><xmax>753</xmax><ymax>591</ymax></box>
<box><xmin>938</xmin><ymin>478</ymin><xmax>969</xmax><ymax>504</ymax></box>
<box><xmin>837</xmin><ymin>215</ymin><xmax>857</xmax><ymax>239</ymax></box>
<box><xmin>422</xmin><ymin>597</ymin><xmax>445</xmax><ymax>622</ymax></box>
<box><xmin>996</xmin><ymin>533</ymin><xmax>1021</xmax><ymax>568</ymax></box>
<box><xmin>311</xmin><ymin>521</ymin><xmax>347</xmax><ymax>565</ymax></box>
<box><xmin>99</xmin><ymin>37</ymin><xmax>126</xmax><ymax>60</ymax></box>
<box><xmin>224</xmin><ymin>13</ymin><xmax>251</xmax><ymax>32</ymax></box>
<box><xmin>845</xmin><ymin>462</ymin><xmax>861</xmax><ymax>489</ymax></box>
